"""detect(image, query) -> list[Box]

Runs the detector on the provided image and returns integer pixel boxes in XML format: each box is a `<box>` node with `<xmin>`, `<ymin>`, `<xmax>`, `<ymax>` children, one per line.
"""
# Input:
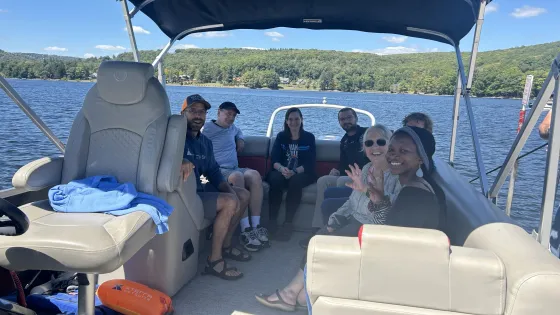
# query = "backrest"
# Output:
<box><xmin>61</xmin><ymin>61</ymin><xmax>171</xmax><ymax>196</ymax></box>
<box><xmin>465</xmin><ymin>223</ymin><xmax>560</xmax><ymax>315</ymax></box>
<box><xmin>307</xmin><ymin>225</ymin><xmax>506</xmax><ymax>315</ymax></box>
<box><xmin>432</xmin><ymin>157</ymin><xmax>515</xmax><ymax>245</ymax></box>
<box><xmin>237</xmin><ymin>136</ymin><xmax>270</xmax><ymax>176</ymax></box>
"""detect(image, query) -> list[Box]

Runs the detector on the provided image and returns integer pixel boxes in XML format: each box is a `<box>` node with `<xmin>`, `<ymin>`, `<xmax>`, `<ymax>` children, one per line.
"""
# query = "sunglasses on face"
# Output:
<box><xmin>365</xmin><ymin>139</ymin><xmax>387</xmax><ymax>147</ymax></box>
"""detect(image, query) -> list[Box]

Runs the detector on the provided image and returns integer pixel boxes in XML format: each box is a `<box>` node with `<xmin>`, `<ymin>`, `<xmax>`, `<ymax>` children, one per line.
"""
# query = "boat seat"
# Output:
<box><xmin>0</xmin><ymin>200</ymin><xmax>154</xmax><ymax>274</ymax></box>
<box><xmin>0</xmin><ymin>61</ymin><xmax>197</xmax><ymax>314</ymax></box>
<box><xmin>307</xmin><ymin>225</ymin><xmax>507</xmax><ymax>315</ymax></box>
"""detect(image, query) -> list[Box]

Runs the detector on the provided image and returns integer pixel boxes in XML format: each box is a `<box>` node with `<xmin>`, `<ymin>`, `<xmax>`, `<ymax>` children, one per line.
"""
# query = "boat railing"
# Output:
<box><xmin>488</xmin><ymin>53</ymin><xmax>560</xmax><ymax>248</ymax></box>
<box><xmin>265</xmin><ymin>101</ymin><xmax>376</xmax><ymax>138</ymax></box>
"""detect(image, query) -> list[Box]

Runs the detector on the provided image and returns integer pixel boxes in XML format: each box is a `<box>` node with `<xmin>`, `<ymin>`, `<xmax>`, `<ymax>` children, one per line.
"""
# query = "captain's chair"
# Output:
<box><xmin>0</xmin><ymin>61</ymin><xmax>197</xmax><ymax>314</ymax></box>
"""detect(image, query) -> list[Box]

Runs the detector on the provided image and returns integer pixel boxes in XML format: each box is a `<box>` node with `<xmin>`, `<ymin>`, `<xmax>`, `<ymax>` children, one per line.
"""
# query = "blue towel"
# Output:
<box><xmin>48</xmin><ymin>175</ymin><xmax>173</xmax><ymax>234</ymax></box>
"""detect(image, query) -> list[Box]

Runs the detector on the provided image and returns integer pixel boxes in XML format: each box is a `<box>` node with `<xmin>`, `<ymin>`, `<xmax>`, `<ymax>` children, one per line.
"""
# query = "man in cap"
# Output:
<box><xmin>202</xmin><ymin>101</ymin><xmax>269</xmax><ymax>252</ymax></box>
<box><xmin>180</xmin><ymin>94</ymin><xmax>251</xmax><ymax>281</ymax></box>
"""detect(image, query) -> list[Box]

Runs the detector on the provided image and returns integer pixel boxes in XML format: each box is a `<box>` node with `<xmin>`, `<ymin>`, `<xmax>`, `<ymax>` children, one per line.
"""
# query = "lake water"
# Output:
<box><xmin>0</xmin><ymin>79</ymin><xmax>556</xmax><ymax>233</ymax></box>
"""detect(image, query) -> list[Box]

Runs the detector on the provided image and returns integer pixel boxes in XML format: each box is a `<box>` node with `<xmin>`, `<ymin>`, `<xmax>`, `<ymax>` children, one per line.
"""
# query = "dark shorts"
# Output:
<box><xmin>198</xmin><ymin>192</ymin><xmax>221</xmax><ymax>219</ymax></box>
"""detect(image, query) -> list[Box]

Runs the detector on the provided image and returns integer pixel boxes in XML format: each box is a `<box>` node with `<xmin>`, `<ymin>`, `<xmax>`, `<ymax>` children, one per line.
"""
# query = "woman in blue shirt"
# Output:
<box><xmin>267</xmin><ymin>107</ymin><xmax>317</xmax><ymax>242</ymax></box>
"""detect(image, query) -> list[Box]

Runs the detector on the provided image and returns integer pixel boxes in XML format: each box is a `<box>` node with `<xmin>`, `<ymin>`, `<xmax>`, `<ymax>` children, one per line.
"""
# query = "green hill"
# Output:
<box><xmin>1</xmin><ymin>41</ymin><xmax>559</xmax><ymax>98</ymax></box>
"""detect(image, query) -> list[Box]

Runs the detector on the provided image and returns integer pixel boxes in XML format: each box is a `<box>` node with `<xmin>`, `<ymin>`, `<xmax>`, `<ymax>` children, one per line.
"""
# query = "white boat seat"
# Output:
<box><xmin>1</xmin><ymin>61</ymin><xmax>199</xmax><ymax>309</ymax></box>
<box><xmin>0</xmin><ymin>200</ymin><xmax>155</xmax><ymax>273</ymax></box>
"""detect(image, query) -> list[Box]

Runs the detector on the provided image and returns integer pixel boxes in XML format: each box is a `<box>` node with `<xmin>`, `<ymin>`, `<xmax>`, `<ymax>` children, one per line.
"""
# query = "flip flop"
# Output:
<box><xmin>255</xmin><ymin>289</ymin><xmax>296</xmax><ymax>312</ymax></box>
<box><xmin>223</xmin><ymin>245</ymin><xmax>252</xmax><ymax>262</ymax></box>
<box><xmin>296</xmin><ymin>301</ymin><xmax>308</xmax><ymax>311</ymax></box>
<box><xmin>201</xmin><ymin>258</ymin><xmax>243</xmax><ymax>281</ymax></box>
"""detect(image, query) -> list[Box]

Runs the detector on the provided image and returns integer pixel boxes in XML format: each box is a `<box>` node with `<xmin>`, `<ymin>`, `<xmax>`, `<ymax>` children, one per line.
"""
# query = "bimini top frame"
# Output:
<box><xmin>121</xmin><ymin>0</ymin><xmax>492</xmax><ymax>195</ymax></box>
<box><xmin>265</xmin><ymin>103</ymin><xmax>376</xmax><ymax>138</ymax></box>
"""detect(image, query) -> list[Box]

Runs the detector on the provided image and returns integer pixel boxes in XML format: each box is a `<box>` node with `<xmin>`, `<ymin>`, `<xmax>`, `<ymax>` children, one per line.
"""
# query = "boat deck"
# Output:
<box><xmin>173</xmin><ymin>231</ymin><xmax>310</xmax><ymax>315</ymax></box>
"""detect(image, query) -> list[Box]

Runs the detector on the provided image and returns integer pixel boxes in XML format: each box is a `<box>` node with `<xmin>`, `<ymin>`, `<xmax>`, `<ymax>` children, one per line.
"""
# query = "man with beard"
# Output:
<box><xmin>180</xmin><ymin>94</ymin><xmax>251</xmax><ymax>281</ymax></box>
<box><xmin>308</xmin><ymin>108</ymin><xmax>369</xmax><ymax>234</ymax></box>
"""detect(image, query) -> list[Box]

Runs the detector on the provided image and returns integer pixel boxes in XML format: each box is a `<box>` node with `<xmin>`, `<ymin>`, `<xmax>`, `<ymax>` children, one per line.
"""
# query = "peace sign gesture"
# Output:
<box><xmin>344</xmin><ymin>163</ymin><xmax>367</xmax><ymax>193</ymax></box>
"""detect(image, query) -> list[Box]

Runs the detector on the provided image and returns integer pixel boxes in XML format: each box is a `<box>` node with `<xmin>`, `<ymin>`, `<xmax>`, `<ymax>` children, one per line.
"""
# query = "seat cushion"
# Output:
<box><xmin>0</xmin><ymin>200</ymin><xmax>156</xmax><ymax>274</ymax></box>
<box><xmin>261</xmin><ymin>181</ymin><xmax>317</xmax><ymax>204</ymax></box>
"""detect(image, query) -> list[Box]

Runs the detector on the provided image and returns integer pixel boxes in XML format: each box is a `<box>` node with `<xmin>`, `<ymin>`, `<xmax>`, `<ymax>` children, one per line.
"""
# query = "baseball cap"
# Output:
<box><xmin>219</xmin><ymin>101</ymin><xmax>240</xmax><ymax>114</ymax></box>
<box><xmin>181</xmin><ymin>94</ymin><xmax>211</xmax><ymax>112</ymax></box>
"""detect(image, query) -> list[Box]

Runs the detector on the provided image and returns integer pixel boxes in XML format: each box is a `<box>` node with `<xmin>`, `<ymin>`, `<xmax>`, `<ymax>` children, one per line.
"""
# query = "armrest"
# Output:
<box><xmin>177</xmin><ymin>172</ymin><xmax>205</xmax><ymax>231</ymax></box>
<box><xmin>12</xmin><ymin>156</ymin><xmax>64</xmax><ymax>191</ymax></box>
<box><xmin>157</xmin><ymin>115</ymin><xmax>187</xmax><ymax>193</ymax></box>
<box><xmin>306</xmin><ymin>235</ymin><xmax>361</xmax><ymax>304</ymax></box>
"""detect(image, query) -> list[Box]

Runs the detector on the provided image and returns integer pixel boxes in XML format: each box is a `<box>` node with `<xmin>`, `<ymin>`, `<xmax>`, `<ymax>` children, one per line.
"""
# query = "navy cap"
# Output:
<box><xmin>219</xmin><ymin>101</ymin><xmax>240</xmax><ymax>114</ymax></box>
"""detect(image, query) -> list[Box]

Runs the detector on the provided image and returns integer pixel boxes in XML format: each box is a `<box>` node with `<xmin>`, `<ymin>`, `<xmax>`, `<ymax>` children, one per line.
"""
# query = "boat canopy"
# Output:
<box><xmin>129</xmin><ymin>0</ymin><xmax>491</xmax><ymax>45</ymax></box>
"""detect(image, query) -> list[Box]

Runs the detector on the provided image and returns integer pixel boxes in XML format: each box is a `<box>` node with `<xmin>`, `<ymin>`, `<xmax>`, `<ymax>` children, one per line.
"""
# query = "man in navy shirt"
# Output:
<box><xmin>180</xmin><ymin>94</ymin><xmax>250</xmax><ymax>280</ymax></box>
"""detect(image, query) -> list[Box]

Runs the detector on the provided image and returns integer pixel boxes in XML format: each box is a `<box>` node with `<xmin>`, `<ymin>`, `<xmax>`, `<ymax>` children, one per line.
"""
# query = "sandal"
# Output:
<box><xmin>222</xmin><ymin>245</ymin><xmax>252</xmax><ymax>262</ymax></box>
<box><xmin>255</xmin><ymin>289</ymin><xmax>296</xmax><ymax>312</ymax></box>
<box><xmin>201</xmin><ymin>258</ymin><xmax>243</xmax><ymax>280</ymax></box>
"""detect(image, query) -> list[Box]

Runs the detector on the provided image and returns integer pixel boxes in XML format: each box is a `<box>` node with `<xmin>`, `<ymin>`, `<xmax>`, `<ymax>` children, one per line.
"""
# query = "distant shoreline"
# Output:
<box><xmin>6</xmin><ymin>77</ymin><xmax>522</xmax><ymax>100</ymax></box>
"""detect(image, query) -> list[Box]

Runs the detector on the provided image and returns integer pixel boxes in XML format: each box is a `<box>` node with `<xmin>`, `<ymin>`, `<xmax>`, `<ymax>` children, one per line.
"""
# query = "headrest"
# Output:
<box><xmin>96</xmin><ymin>61</ymin><xmax>154</xmax><ymax>105</ymax></box>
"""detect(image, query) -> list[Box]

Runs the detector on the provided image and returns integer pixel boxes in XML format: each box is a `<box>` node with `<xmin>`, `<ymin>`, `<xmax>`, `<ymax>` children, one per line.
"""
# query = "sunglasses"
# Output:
<box><xmin>365</xmin><ymin>139</ymin><xmax>387</xmax><ymax>147</ymax></box>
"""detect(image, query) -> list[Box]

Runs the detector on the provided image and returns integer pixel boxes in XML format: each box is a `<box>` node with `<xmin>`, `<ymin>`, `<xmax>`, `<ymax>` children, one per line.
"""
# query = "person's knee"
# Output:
<box><xmin>244</xmin><ymin>169</ymin><xmax>262</xmax><ymax>187</ymax></box>
<box><xmin>220</xmin><ymin>194</ymin><xmax>238</xmax><ymax>219</ymax></box>
<box><xmin>228</xmin><ymin>171</ymin><xmax>245</xmax><ymax>187</ymax></box>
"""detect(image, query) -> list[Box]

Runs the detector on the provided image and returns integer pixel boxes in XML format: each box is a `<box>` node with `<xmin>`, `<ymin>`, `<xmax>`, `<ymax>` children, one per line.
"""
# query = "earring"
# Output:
<box><xmin>416</xmin><ymin>167</ymin><xmax>423</xmax><ymax>177</ymax></box>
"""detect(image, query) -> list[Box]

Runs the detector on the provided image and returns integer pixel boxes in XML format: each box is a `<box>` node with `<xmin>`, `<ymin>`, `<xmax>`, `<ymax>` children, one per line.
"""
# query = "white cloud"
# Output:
<box><xmin>485</xmin><ymin>3</ymin><xmax>498</xmax><ymax>13</ymax></box>
<box><xmin>352</xmin><ymin>46</ymin><xmax>441</xmax><ymax>55</ymax></box>
<box><xmin>175</xmin><ymin>44</ymin><xmax>199</xmax><ymax>49</ymax></box>
<box><xmin>511</xmin><ymin>5</ymin><xmax>546</xmax><ymax>18</ymax></box>
<box><xmin>241</xmin><ymin>47</ymin><xmax>266</xmax><ymax>50</ymax></box>
<box><xmin>352</xmin><ymin>46</ymin><xmax>418</xmax><ymax>55</ymax></box>
<box><xmin>44</xmin><ymin>46</ymin><xmax>68</xmax><ymax>52</ymax></box>
<box><xmin>124</xmin><ymin>26</ymin><xmax>150</xmax><ymax>35</ymax></box>
<box><xmin>95</xmin><ymin>45</ymin><xmax>127</xmax><ymax>51</ymax></box>
<box><xmin>191</xmin><ymin>31</ymin><xmax>230</xmax><ymax>38</ymax></box>
<box><xmin>84</xmin><ymin>53</ymin><xmax>95</xmax><ymax>58</ymax></box>
<box><xmin>272</xmin><ymin>38</ymin><xmax>280</xmax><ymax>42</ymax></box>
<box><xmin>382</xmin><ymin>36</ymin><xmax>407</xmax><ymax>44</ymax></box>
<box><xmin>265</xmin><ymin>31</ymin><xmax>284</xmax><ymax>38</ymax></box>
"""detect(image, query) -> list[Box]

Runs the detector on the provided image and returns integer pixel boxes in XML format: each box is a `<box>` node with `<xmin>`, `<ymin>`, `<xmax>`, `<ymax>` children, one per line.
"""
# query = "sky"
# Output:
<box><xmin>0</xmin><ymin>0</ymin><xmax>558</xmax><ymax>59</ymax></box>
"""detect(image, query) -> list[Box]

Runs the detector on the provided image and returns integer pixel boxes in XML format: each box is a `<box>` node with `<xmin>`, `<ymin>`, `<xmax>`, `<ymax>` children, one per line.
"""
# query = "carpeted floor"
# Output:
<box><xmin>172</xmin><ymin>231</ymin><xmax>310</xmax><ymax>315</ymax></box>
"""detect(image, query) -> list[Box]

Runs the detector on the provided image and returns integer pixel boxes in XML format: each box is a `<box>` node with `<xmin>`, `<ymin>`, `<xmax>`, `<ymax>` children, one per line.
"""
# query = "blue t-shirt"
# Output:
<box><xmin>183</xmin><ymin>131</ymin><xmax>226</xmax><ymax>192</ymax></box>
<box><xmin>201</xmin><ymin>120</ymin><xmax>244</xmax><ymax>168</ymax></box>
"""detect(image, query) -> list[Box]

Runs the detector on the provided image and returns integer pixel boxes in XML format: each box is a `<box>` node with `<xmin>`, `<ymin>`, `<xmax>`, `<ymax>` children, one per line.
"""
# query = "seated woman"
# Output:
<box><xmin>256</xmin><ymin>125</ymin><xmax>445</xmax><ymax>312</ymax></box>
<box><xmin>256</xmin><ymin>124</ymin><xmax>398</xmax><ymax>311</ymax></box>
<box><xmin>267</xmin><ymin>107</ymin><xmax>317</xmax><ymax>241</ymax></box>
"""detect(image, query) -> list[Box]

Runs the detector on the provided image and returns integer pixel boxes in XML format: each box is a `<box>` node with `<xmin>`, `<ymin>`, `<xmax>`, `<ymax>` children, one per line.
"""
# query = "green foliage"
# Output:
<box><xmin>1</xmin><ymin>41</ymin><xmax>559</xmax><ymax>98</ymax></box>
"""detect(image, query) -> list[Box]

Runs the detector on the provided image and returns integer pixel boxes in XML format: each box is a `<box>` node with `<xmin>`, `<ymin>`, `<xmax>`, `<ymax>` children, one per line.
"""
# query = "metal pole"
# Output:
<box><xmin>158</xmin><ymin>58</ymin><xmax>166</xmax><ymax>88</ymax></box>
<box><xmin>538</xmin><ymin>63</ymin><xmax>560</xmax><ymax>249</ymax></box>
<box><xmin>77</xmin><ymin>273</ymin><xmax>97</xmax><ymax>315</ymax></box>
<box><xmin>121</xmin><ymin>0</ymin><xmax>140</xmax><ymax>62</ymax></box>
<box><xmin>449</xmin><ymin>72</ymin><xmax>462</xmax><ymax>165</ymax></box>
<box><xmin>448</xmin><ymin>0</ymin><xmax>486</xmax><ymax>166</ymax></box>
<box><xmin>489</xmin><ymin>55</ymin><xmax>559</xmax><ymax>199</ymax></box>
<box><xmin>455</xmin><ymin>45</ymin><xmax>490</xmax><ymax>196</ymax></box>
<box><xmin>505</xmin><ymin>75</ymin><xmax>534</xmax><ymax>216</ymax></box>
<box><xmin>0</xmin><ymin>76</ymin><xmax>65</xmax><ymax>153</ymax></box>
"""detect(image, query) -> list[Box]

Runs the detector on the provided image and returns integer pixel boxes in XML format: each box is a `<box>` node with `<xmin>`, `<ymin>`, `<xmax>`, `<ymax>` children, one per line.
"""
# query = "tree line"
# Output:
<box><xmin>1</xmin><ymin>40</ymin><xmax>559</xmax><ymax>98</ymax></box>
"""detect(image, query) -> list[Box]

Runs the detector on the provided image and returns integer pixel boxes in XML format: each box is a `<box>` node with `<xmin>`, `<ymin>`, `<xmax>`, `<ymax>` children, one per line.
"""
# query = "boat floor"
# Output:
<box><xmin>173</xmin><ymin>231</ymin><xmax>310</xmax><ymax>315</ymax></box>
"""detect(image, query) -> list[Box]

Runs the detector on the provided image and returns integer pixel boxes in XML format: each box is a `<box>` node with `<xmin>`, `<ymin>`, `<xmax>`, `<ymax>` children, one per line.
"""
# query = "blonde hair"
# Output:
<box><xmin>363</xmin><ymin>124</ymin><xmax>392</xmax><ymax>147</ymax></box>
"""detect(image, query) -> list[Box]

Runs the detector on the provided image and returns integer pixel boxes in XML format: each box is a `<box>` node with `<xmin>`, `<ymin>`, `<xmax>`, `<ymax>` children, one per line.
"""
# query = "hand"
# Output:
<box><xmin>366</xmin><ymin>166</ymin><xmax>384</xmax><ymax>201</ymax></box>
<box><xmin>329</xmin><ymin>168</ymin><xmax>340</xmax><ymax>176</ymax></box>
<box><xmin>181</xmin><ymin>161</ymin><xmax>195</xmax><ymax>181</ymax></box>
<box><xmin>284</xmin><ymin>169</ymin><xmax>296</xmax><ymax>179</ymax></box>
<box><xmin>344</xmin><ymin>163</ymin><xmax>367</xmax><ymax>193</ymax></box>
<box><xmin>327</xmin><ymin>226</ymin><xmax>335</xmax><ymax>233</ymax></box>
<box><xmin>236</xmin><ymin>139</ymin><xmax>245</xmax><ymax>153</ymax></box>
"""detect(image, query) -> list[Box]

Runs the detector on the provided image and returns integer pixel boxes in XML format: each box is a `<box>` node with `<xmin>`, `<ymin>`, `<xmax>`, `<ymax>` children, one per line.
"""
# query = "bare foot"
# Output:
<box><xmin>297</xmin><ymin>288</ymin><xmax>307</xmax><ymax>306</ymax></box>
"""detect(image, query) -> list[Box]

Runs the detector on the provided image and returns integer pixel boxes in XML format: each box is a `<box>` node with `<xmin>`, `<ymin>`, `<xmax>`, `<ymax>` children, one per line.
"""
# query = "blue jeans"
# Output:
<box><xmin>324</xmin><ymin>186</ymin><xmax>352</xmax><ymax>199</ymax></box>
<box><xmin>321</xmin><ymin>197</ymin><xmax>349</xmax><ymax>224</ymax></box>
